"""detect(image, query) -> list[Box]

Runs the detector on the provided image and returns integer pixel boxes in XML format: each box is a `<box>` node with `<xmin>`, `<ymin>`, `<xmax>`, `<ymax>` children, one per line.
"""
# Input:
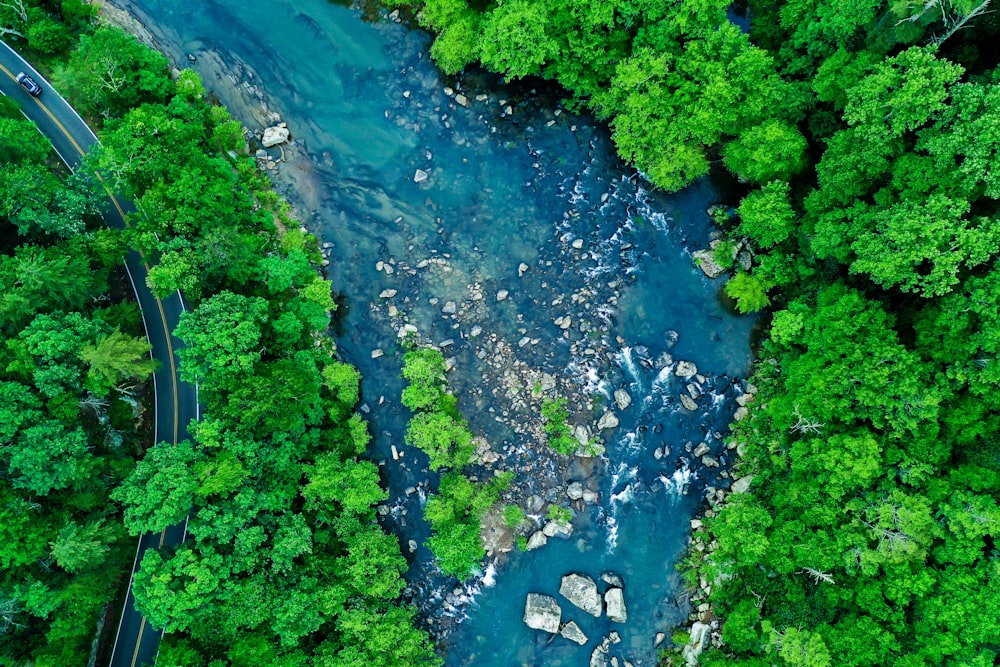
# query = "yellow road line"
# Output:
<box><xmin>0</xmin><ymin>62</ymin><xmax>181</xmax><ymax>445</ymax></box>
<box><xmin>131</xmin><ymin>617</ymin><xmax>146</xmax><ymax>667</ymax></box>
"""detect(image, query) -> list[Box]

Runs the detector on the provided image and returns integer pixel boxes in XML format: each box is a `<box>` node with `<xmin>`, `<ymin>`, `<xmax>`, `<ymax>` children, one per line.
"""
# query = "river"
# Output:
<box><xmin>104</xmin><ymin>0</ymin><xmax>756</xmax><ymax>664</ymax></box>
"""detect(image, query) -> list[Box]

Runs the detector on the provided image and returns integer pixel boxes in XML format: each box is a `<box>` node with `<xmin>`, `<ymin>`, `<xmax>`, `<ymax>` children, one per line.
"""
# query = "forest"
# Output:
<box><xmin>2</xmin><ymin>0</ymin><xmax>999</xmax><ymax>666</ymax></box>
<box><xmin>387</xmin><ymin>0</ymin><xmax>1000</xmax><ymax>664</ymax></box>
<box><xmin>0</xmin><ymin>2</ymin><xmax>438</xmax><ymax>665</ymax></box>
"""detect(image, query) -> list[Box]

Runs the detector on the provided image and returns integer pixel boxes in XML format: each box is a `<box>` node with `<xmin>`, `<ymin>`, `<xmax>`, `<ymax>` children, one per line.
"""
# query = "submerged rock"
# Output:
<box><xmin>559</xmin><ymin>573</ymin><xmax>602</xmax><ymax>617</ymax></box>
<box><xmin>560</xmin><ymin>620</ymin><xmax>589</xmax><ymax>646</ymax></box>
<box><xmin>523</xmin><ymin>593</ymin><xmax>561</xmax><ymax>633</ymax></box>
<box><xmin>605</xmin><ymin>588</ymin><xmax>627</xmax><ymax>623</ymax></box>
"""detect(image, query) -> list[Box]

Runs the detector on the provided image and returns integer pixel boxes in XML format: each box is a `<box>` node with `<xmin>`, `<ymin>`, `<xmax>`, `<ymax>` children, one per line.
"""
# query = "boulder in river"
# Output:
<box><xmin>566</xmin><ymin>482</ymin><xmax>584</xmax><ymax>501</ymax></box>
<box><xmin>261</xmin><ymin>125</ymin><xmax>289</xmax><ymax>147</ymax></box>
<box><xmin>526</xmin><ymin>531</ymin><xmax>548</xmax><ymax>551</ymax></box>
<box><xmin>680</xmin><ymin>394</ymin><xmax>699</xmax><ymax>411</ymax></box>
<box><xmin>614</xmin><ymin>389</ymin><xmax>632</xmax><ymax>410</ymax></box>
<box><xmin>523</xmin><ymin>593</ymin><xmax>561</xmax><ymax>633</ymax></box>
<box><xmin>590</xmin><ymin>644</ymin><xmax>609</xmax><ymax>667</ymax></box>
<box><xmin>560</xmin><ymin>620</ymin><xmax>589</xmax><ymax>646</ymax></box>
<box><xmin>605</xmin><ymin>587</ymin><xmax>627</xmax><ymax>623</ymax></box>
<box><xmin>597</xmin><ymin>410</ymin><xmax>620</xmax><ymax>430</ymax></box>
<box><xmin>543</xmin><ymin>520</ymin><xmax>573</xmax><ymax>539</ymax></box>
<box><xmin>414</xmin><ymin>168</ymin><xmax>429</xmax><ymax>183</ymax></box>
<box><xmin>692</xmin><ymin>248</ymin><xmax>725</xmax><ymax>278</ymax></box>
<box><xmin>601</xmin><ymin>572</ymin><xmax>623</xmax><ymax>588</ymax></box>
<box><xmin>559</xmin><ymin>573</ymin><xmax>602</xmax><ymax>617</ymax></box>
<box><xmin>675</xmin><ymin>360</ymin><xmax>698</xmax><ymax>377</ymax></box>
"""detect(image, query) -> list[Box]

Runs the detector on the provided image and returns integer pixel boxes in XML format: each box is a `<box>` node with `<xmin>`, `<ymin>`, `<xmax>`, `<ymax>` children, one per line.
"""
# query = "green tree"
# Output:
<box><xmin>112</xmin><ymin>440</ymin><xmax>202</xmax><ymax>534</ymax></box>
<box><xmin>79</xmin><ymin>328</ymin><xmax>157</xmax><ymax>397</ymax></box>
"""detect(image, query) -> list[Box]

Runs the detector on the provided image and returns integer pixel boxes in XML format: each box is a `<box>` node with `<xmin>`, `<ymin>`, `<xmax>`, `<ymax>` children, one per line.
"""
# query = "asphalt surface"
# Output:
<box><xmin>0</xmin><ymin>42</ymin><xmax>198</xmax><ymax>667</ymax></box>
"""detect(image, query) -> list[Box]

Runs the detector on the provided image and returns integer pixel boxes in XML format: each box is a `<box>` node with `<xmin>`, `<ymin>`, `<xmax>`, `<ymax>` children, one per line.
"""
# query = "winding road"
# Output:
<box><xmin>0</xmin><ymin>42</ymin><xmax>198</xmax><ymax>667</ymax></box>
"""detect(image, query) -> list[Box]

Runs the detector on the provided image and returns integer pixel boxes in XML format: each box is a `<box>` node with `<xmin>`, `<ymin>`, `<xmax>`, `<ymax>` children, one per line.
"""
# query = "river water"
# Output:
<box><xmin>108</xmin><ymin>0</ymin><xmax>756</xmax><ymax>663</ymax></box>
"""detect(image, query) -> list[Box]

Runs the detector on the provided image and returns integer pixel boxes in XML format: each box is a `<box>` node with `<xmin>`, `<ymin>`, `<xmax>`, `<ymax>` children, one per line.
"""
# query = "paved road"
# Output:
<box><xmin>0</xmin><ymin>42</ymin><xmax>198</xmax><ymax>667</ymax></box>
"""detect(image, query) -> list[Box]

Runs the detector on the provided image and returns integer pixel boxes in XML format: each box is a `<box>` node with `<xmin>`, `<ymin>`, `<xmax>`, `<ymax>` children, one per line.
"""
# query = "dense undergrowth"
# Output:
<box><xmin>385</xmin><ymin>0</ymin><xmax>1000</xmax><ymax>664</ymax></box>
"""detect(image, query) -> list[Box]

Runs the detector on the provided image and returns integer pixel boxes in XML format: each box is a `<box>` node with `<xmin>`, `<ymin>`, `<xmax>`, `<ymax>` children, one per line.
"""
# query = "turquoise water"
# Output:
<box><xmin>116</xmin><ymin>0</ymin><xmax>755</xmax><ymax>663</ymax></box>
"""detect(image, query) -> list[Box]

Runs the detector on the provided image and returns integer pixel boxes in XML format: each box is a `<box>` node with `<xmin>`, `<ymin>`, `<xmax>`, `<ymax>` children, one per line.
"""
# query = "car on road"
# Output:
<box><xmin>15</xmin><ymin>72</ymin><xmax>41</xmax><ymax>97</ymax></box>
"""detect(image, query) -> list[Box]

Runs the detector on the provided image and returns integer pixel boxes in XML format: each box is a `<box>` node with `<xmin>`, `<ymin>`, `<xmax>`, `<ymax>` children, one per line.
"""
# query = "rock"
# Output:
<box><xmin>682</xmin><ymin>622</ymin><xmax>712</xmax><ymax>666</ymax></box>
<box><xmin>582</xmin><ymin>489</ymin><xmax>599</xmax><ymax>503</ymax></box>
<box><xmin>653</xmin><ymin>447</ymin><xmax>664</xmax><ymax>460</ymax></box>
<box><xmin>560</xmin><ymin>620</ymin><xmax>589</xmax><ymax>645</ymax></box>
<box><xmin>370</xmin><ymin>349</ymin><xmax>384</xmax><ymax>359</ymax></box>
<box><xmin>574</xmin><ymin>425</ymin><xmax>592</xmax><ymax>448</ymax></box>
<box><xmin>655</xmin><ymin>632</ymin><xmax>666</xmax><ymax>647</ymax></box>
<box><xmin>731</xmin><ymin>475</ymin><xmax>754</xmax><ymax>494</ymax></box>
<box><xmin>567</xmin><ymin>482</ymin><xmax>584</xmax><ymax>501</ymax></box>
<box><xmin>540</xmin><ymin>374</ymin><xmax>557</xmax><ymax>391</ymax></box>
<box><xmin>543</xmin><ymin>520</ymin><xmax>573</xmax><ymax>539</ymax></box>
<box><xmin>555</xmin><ymin>315</ymin><xmax>572</xmax><ymax>330</ymax></box>
<box><xmin>737</xmin><ymin>249</ymin><xmax>753</xmax><ymax>272</ymax></box>
<box><xmin>413</xmin><ymin>169</ymin><xmax>429</xmax><ymax>183</ymax></box>
<box><xmin>261</xmin><ymin>125</ymin><xmax>289</xmax><ymax>147</ymax></box>
<box><xmin>590</xmin><ymin>644</ymin><xmax>609</xmax><ymax>667</ymax></box>
<box><xmin>442</xmin><ymin>301</ymin><xmax>457</xmax><ymax>314</ymax></box>
<box><xmin>455</xmin><ymin>93</ymin><xmax>469</xmax><ymax>106</ymax></box>
<box><xmin>408</xmin><ymin>539</ymin><xmax>417</xmax><ymax>553</ymax></box>
<box><xmin>680</xmin><ymin>395</ymin><xmax>699</xmax><ymax>411</ymax></box>
<box><xmin>676</xmin><ymin>360</ymin><xmax>698</xmax><ymax>377</ymax></box>
<box><xmin>559</xmin><ymin>573</ymin><xmax>602</xmax><ymax>617</ymax></box>
<box><xmin>693</xmin><ymin>442</ymin><xmax>710</xmax><ymax>457</ymax></box>
<box><xmin>693</xmin><ymin>248</ymin><xmax>726</xmax><ymax>278</ymax></box>
<box><xmin>379</xmin><ymin>289</ymin><xmax>397</xmax><ymax>298</ymax></box>
<box><xmin>496</xmin><ymin>290</ymin><xmax>509</xmax><ymax>301</ymax></box>
<box><xmin>614</xmin><ymin>389</ymin><xmax>632</xmax><ymax>410</ymax></box>
<box><xmin>518</xmin><ymin>262</ymin><xmax>529</xmax><ymax>277</ymax></box>
<box><xmin>608</xmin><ymin>631</ymin><xmax>621</xmax><ymax>644</ymax></box>
<box><xmin>576</xmin><ymin>443</ymin><xmax>605</xmax><ymax>458</ymax></box>
<box><xmin>734</xmin><ymin>406</ymin><xmax>749</xmax><ymax>421</ymax></box>
<box><xmin>186</xmin><ymin>53</ymin><xmax>197</xmax><ymax>63</ymax></box>
<box><xmin>523</xmin><ymin>593</ymin><xmax>561</xmax><ymax>633</ymax></box>
<box><xmin>597</xmin><ymin>411</ymin><xmax>620</xmax><ymax>430</ymax></box>
<box><xmin>690</xmin><ymin>519</ymin><xmax>703</xmax><ymax>530</ymax></box>
<box><xmin>572</xmin><ymin>238</ymin><xmax>584</xmax><ymax>249</ymax></box>
<box><xmin>605</xmin><ymin>588</ymin><xmax>627</xmax><ymax>623</ymax></box>
<box><xmin>254</xmin><ymin>148</ymin><xmax>268</xmax><ymax>159</ymax></box>
<box><xmin>526</xmin><ymin>531</ymin><xmax>548</xmax><ymax>551</ymax></box>
<box><xmin>701</xmin><ymin>455</ymin><xmax>720</xmax><ymax>468</ymax></box>
<box><xmin>469</xmin><ymin>325</ymin><xmax>483</xmax><ymax>337</ymax></box>
<box><xmin>601</xmin><ymin>572</ymin><xmax>623</xmax><ymax>587</ymax></box>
